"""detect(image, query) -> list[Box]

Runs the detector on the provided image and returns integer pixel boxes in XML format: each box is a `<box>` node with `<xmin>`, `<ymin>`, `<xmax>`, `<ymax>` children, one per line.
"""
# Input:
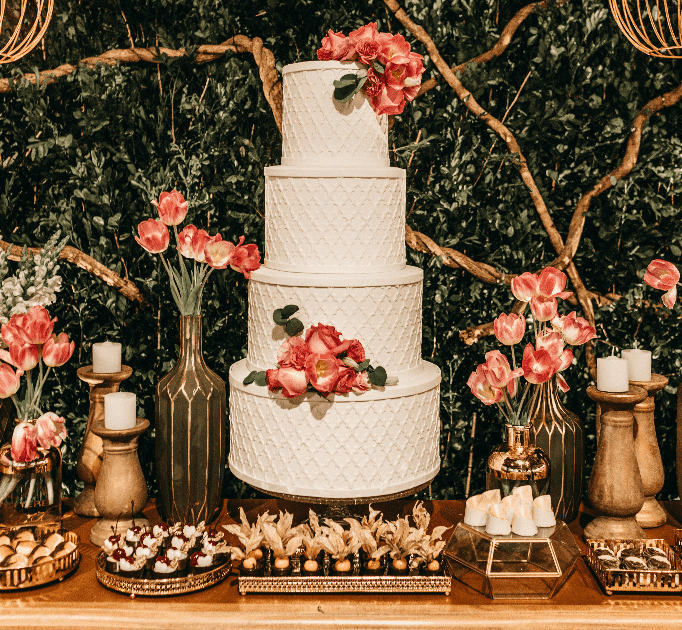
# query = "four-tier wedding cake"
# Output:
<box><xmin>228</xmin><ymin>61</ymin><xmax>441</xmax><ymax>500</ymax></box>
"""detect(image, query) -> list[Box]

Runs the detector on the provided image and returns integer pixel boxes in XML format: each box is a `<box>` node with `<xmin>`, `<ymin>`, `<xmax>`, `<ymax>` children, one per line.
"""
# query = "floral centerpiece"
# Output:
<box><xmin>317</xmin><ymin>22</ymin><xmax>425</xmax><ymax>115</ymax></box>
<box><xmin>136</xmin><ymin>188</ymin><xmax>261</xmax><ymax>525</ymax></box>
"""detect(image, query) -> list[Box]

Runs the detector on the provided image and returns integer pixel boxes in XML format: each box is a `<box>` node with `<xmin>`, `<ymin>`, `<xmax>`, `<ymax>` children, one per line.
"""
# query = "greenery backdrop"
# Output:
<box><xmin>1</xmin><ymin>0</ymin><xmax>681</xmax><ymax>503</ymax></box>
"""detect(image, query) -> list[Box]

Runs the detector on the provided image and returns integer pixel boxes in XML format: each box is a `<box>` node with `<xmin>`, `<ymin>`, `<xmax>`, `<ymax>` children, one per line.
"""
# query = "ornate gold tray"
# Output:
<box><xmin>95</xmin><ymin>551</ymin><xmax>231</xmax><ymax>597</ymax></box>
<box><xmin>0</xmin><ymin>529</ymin><xmax>80</xmax><ymax>590</ymax></box>
<box><xmin>585</xmin><ymin>538</ymin><xmax>682</xmax><ymax>595</ymax></box>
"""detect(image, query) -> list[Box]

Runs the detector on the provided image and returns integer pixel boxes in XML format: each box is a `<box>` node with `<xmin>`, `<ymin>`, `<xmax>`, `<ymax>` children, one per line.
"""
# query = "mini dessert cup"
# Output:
<box><xmin>271</xmin><ymin>556</ymin><xmax>292</xmax><ymax>577</ymax></box>
<box><xmin>239</xmin><ymin>555</ymin><xmax>263</xmax><ymax>577</ymax></box>
<box><xmin>420</xmin><ymin>559</ymin><xmax>443</xmax><ymax>576</ymax></box>
<box><xmin>301</xmin><ymin>557</ymin><xmax>323</xmax><ymax>577</ymax></box>
<box><xmin>389</xmin><ymin>557</ymin><xmax>409</xmax><ymax>576</ymax></box>
<box><xmin>189</xmin><ymin>551</ymin><xmax>215</xmax><ymax>574</ymax></box>
<box><xmin>118</xmin><ymin>555</ymin><xmax>144</xmax><ymax>579</ymax></box>
<box><xmin>105</xmin><ymin>547</ymin><xmax>129</xmax><ymax>574</ymax></box>
<box><xmin>166</xmin><ymin>547</ymin><xmax>188</xmax><ymax>575</ymax></box>
<box><xmin>152</xmin><ymin>555</ymin><xmax>178</xmax><ymax>579</ymax></box>
<box><xmin>331</xmin><ymin>558</ymin><xmax>352</xmax><ymax>577</ymax></box>
<box><xmin>363</xmin><ymin>557</ymin><xmax>385</xmax><ymax>576</ymax></box>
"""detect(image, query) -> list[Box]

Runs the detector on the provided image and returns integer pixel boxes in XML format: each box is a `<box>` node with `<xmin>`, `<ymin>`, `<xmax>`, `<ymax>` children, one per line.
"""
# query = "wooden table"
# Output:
<box><xmin>2</xmin><ymin>498</ymin><xmax>682</xmax><ymax>630</ymax></box>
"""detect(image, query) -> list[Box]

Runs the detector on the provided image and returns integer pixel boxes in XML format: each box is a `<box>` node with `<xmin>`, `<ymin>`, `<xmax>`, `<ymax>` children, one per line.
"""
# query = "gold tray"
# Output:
<box><xmin>585</xmin><ymin>538</ymin><xmax>682</xmax><ymax>595</ymax></box>
<box><xmin>0</xmin><ymin>529</ymin><xmax>80</xmax><ymax>590</ymax></box>
<box><xmin>238</xmin><ymin>569</ymin><xmax>451</xmax><ymax>595</ymax></box>
<box><xmin>95</xmin><ymin>551</ymin><xmax>231</xmax><ymax>597</ymax></box>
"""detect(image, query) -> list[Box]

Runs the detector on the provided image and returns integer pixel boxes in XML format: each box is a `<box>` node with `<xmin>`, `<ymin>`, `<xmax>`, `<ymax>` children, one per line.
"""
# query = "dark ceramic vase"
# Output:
<box><xmin>156</xmin><ymin>315</ymin><xmax>226</xmax><ymax>525</ymax></box>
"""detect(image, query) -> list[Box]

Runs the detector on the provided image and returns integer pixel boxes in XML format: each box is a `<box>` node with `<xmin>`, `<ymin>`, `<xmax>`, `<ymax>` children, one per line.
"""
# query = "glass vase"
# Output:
<box><xmin>486</xmin><ymin>422</ymin><xmax>550</xmax><ymax>499</ymax></box>
<box><xmin>0</xmin><ymin>440</ymin><xmax>62</xmax><ymax>528</ymax></box>
<box><xmin>156</xmin><ymin>315</ymin><xmax>226</xmax><ymax>525</ymax></box>
<box><xmin>525</xmin><ymin>376</ymin><xmax>584</xmax><ymax>523</ymax></box>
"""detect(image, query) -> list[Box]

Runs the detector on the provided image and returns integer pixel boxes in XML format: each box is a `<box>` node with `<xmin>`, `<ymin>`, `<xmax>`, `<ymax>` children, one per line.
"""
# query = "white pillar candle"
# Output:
<box><xmin>621</xmin><ymin>348</ymin><xmax>652</xmax><ymax>382</ymax></box>
<box><xmin>93</xmin><ymin>341</ymin><xmax>122</xmax><ymax>373</ymax></box>
<box><xmin>596</xmin><ymin>356</ymin><xmax>630</xmax><ymax>392</ymax></box>
<box><xmin>104</xmin><ymin>392</ymin><xmax>137</xmax><ymax>430</ymax></box>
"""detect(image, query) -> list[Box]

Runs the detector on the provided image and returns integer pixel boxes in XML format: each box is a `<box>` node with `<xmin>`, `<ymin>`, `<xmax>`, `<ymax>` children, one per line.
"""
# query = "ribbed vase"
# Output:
<box><xmin>156</xmin><ymin>315</ymin><xmax>226</xmax><ymax>525</ymax></box>
<box><xmin>526</xmin><ymin>376</ymin><xmax>584</xmax><ymax>523</ymax></box>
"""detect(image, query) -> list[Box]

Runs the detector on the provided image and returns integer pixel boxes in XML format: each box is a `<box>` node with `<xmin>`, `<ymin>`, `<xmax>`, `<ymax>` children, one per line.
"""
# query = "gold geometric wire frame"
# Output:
<box><xmin>0</xmin><ymin>0</ymin><xmax>54</xmax><ymax>64</ymax></box>
<box><xmin>609</xmin><ymin>0</ymin><xmax>682</xmax><ymax>57</ymax></box>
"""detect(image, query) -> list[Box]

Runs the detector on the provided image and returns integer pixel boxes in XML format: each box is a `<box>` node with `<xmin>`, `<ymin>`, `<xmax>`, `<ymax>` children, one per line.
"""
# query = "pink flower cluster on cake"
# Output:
<box><xmin>317</xmin><ymin>22</ymin><xmax>425</xmax><ymax>115</ymax></box>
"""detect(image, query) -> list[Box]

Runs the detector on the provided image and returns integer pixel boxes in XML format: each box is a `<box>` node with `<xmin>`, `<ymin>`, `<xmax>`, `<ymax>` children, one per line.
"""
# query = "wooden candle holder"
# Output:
<box><xmin>89</xmin><ymin>417</ymin><xmax>149</xmax><ymax>547</ymax></box>
<box><xmin>75</xmin><ymin>365</ymin><xmax>133</xmax><ymax>517</ymax></box>
<box><xmin>585</xmin><ymin>385</ymin><xmax>648</xmax><ymax>541</ymax></box>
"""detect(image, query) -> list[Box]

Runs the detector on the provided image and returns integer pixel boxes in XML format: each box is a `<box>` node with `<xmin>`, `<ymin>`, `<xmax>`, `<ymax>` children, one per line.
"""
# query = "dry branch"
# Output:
<box><xmin>0</xmin><ymin>240</ymin><xmax>147</xmax><ymax>306</ymax></box>
<box><xmin>0</xmin><ymin>36</ymin><xmax>283</xmax><ymax>132</ymax></box>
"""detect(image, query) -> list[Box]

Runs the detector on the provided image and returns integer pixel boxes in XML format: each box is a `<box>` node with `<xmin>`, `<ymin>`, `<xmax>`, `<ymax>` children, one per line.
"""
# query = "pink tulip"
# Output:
<box><xmin>558</xmin><ymin>348</ymin><xmax>574</xmax><ymax>372</ymax></box>
<box><xmin>482</xmin><ymin>350</ymin><xmax>524</xmax><ymax>389</ymax></box>
<box><xmin>11</xmin><ymin>422</ymin><xmax>37</xmax><ymax>462</ymax></box>
<box><xmin>153</xmin><ymin>189</ymin><xmax>188</xmax><ymax>226</ymax></box>
<box><xmin>537</xmin><ymin>267</ymin><xmax>573</xmax><ymax>300</ymax></box>
<box><xmin>204</xmin><ymin>239</ymin><xmax>234</xmax><ymax>270</ymax></box>
<box><xmin>555</xmin><ymin>312</ymin><xmax>597</xmax><ymax>346</ymax></box>
<box><xmin>277</xmin><ymin>337</ymin><xmax>310</xmax><ymax>370</ymax></box>
<box><xmin>535</xmin><ymin>330</ymin><xmax>564</xmax><ymax>360</ymax></box>
<box><xmin>190</xmin><ymin>229</ymin><xmax>220</xmax><ymax>263</ymax></box>
<box><xmin>34</xmin><ymin>412</ymin><xmax>67</xmax><ymax>449</ymax></box>
<box><xmin>229</xmin><ymin>236</ymin><xmax>261</xmax><ymax>279</ymax></box>
<box><xmin>8</xmin><ymin>342</ymin><xmax>39</xmax><ymax>371</ymax></box>
<box><xmin>135</xmin><ymin>219</ymin><xmax>169</xmax><ymax>254</ymax></box>
<box><xmin>493</xmin><ymin>313</ymin><xmax>526</xmax><ymax>345</ymax></box>
<box><xmin>0</xmin><ymin>322</ymin><xmax>25</xmax><ymax>347</ymax></box>
<box><xmin>467</xmin><ymin>365</ymin><xmax>503</xmax><ymax>405</ymax></box>
<box><xmin>266</xmin><ymin>366</ymin><xmax>308</xmax><ymax>399</ymax></box>
<box><xmin>644</xmin><ymin>259</ymin><xmax>680</xmax><ymax>309</ymax></box>
<box><xmin>7</xmin><ymin>306</ymin><xmax>55</xmax><ymax>346</ymax></box>
<box><xmin>557</xmin><ymin>373</ymin><xmax>570</xmax><ymax>393</ymax></box>
<box><xmin>530</xmin><ymin>295</ymin><xmax>558</xmax><ymax>322</ymax></box>
<box><xmin>177</xmin><ymin>224</ymin><xmax>198</xmax><ymax>258</ymax></box>
<box><xmin>42</xmin><ymin>332</ymin><xmax>75</xmax><ymax>367</ymax></box>
<box><xmin>0</xmin><ymin>363</ymin><xmax>22</xmax><ymax>398</ymax></box>
<box><xmin>522</xmin><ymin>344</ymin><xmax>560</xmax><ymax>384</ymax></box>
<box><xmin>511</xmin><ymin>272</ymin><xmax>539</xmax><ymax>302</ymax></box>
<box><xmin>507</xmin><ymin>375</ymin><xmax>519</xmax><ymax>398</ymax></box>
<box><xmin>305</xmin><ymin>353</ymin><xmax>342</xmax><ymax>394</ymax></box>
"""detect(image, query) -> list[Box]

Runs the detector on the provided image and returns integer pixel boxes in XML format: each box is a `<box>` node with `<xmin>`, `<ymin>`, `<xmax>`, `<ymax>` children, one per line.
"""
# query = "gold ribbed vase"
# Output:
<box><xmin>156</xmin><ymin>315</ymin><xmax>226</xmax><ymax>525</ymax></box>
<box><xmin>526</xmin><ymin>376</ymin><xmax>584</xmax><ymax>523</ymax></box>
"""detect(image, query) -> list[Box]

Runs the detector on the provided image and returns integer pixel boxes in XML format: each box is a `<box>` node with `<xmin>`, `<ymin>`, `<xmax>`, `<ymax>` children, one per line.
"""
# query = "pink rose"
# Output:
<box><xmin>8</xmin><ymin>342</ymin><xmax>39</xmax><ymax>371</ymax></box>
<box><xmin>135</xmin><ymin>218</ymin><xmax>170</xmax><ymax>254</ymax></box>
<box><xmin>11</xmin><ymin>422</ymin><xmax>37</xmax><ymax>462</ymax></box>
<box><xmin>530</xmin><ymin>295</ymin><xmax>558</xmax><ymax>322</ymax></box>
<box><xmin>305</xmin><ymin>324</ymin><xmax>343</xmax><ymax>355</ymax></box>
<box><xmin>352</xmin><ymin>371</ymin><xmax>371</xmax><ymax>392</ymax></box>
<box><xmin>356</xmin><ymin>40</ymin><xmax>381</xmax><ymax>65</ymax></box>
<box><xmin>522</xmin><ymin>344</ymin><xmax>560</xmax><ymax>384</ymax></box>
<box><xmin>42</xmin><ymin>332</ymin><xmax>75</xmax><ymax>367</ymax></box>
<box><xmin>348</xmin><ymin>22</ymin><xmax>379</xmax><ymax>49</ymax></box>
<box><xmin>482</xmin><ymin>350</ymin><xmax>523</xmax><ymax>389</ymax></box>
<box><xmin>376</xmin><ymin>33</ymin><xmax>412</xmax><ymax>66</ymax></box>
<box><xmin>277</xmin><ymin>337</ymin><xmax>310</xmax><ymax>370</ymax></box>
<box><xmin>34</xmin><ymin>411</ymin><xmax>67</xmax><ymax>449</ymax></box>
<box><xmin>229</xmin><ymin>236</ymin><xmax>261</xmax><ymax>279</ymax></box>
<box><xmin>493</xmin><ymin>313</ymin><xmax>525</xmax><ymax>345</ymax></box>
<box><xmin>152</xmin><ymin>189</ymin><xmax>188</xmax><ymax>226</ymax></box>
<box><xmin>317</xmin><ymin>29</ymin><xmax>353</xmax><ymax>61</ymax></box>
<box><xmin>467</xmin><ymin>365</ymin><xmax>503</xmax><ymax>405</ymax></box>
<box><xmin>266</xmin><ymin>367</ymin><xmax>308</xmax><ymax>399</ymax></box>
<box><xmin>364</xmin><ymin>67</ymin><xmax>383</xmax><ymax>98</ymax></box>
<box><xmin>537</xmin><ymin>266</ymin><xmax>572</xmax><ymax>300</ymax></box>
<box><xmin>346</xmin><ymin>340</ymin><xmax>366</xmax><ymax>363</ymax></box>
<box><xmin>644</xmin><ymin>259</ymin><xmax>680</xmax><ymax>309</ymax></box>
<box><xmin>402</xmin><ymin>51</ymin><xmax>425</xmax><ymax>101</ymax></box>
<box><xmin>0</xmin><ymin>363</ymin><xmax>22</xmax><ymax>398</ymax></box>
<box><xmin>511</xmin><ymin>272</ymin><xmax>540</xmax><ymax>302</ymax></box>
<box><xmin>305</xmin><ymin>353</ymin><xmax>342</xmax><ymax>394</ymax></box>
<box><xmin>369</xmin><ymin>81</ymin><xmax>406</xmax><ymax>116</ymax></box>
<box><xmin>177</xmin><ymin>224</ymin><xmax>198</xmax><ymax>258</ymax></box>
<box><xmin>333</xmin><ymin>367</ymin><xmax>357</xmax><ymax>394</ymax></box>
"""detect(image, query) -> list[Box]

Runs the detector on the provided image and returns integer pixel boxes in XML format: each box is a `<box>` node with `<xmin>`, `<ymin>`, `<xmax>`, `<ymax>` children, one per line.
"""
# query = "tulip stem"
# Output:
<box><xmin>0</xmin><ymin>476</ymin><xmax>19</xmax><ymax>505</ymax></box>
<box><xmin>24</xmin><ymin>473</ymin><xmax>36</xmax><ymax>508</ymax></box>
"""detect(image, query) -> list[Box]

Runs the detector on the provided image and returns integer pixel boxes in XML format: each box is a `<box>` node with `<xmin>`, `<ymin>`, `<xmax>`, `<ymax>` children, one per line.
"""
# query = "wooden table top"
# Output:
<box><xmin>2</xmin><ymin>497</ymin><xmax>682</xmax><ymax>630</ymax></box>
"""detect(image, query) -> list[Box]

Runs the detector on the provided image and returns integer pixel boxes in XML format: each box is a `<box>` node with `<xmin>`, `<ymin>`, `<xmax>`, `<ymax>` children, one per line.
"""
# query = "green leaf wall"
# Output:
<box><xmin>1</xmin><ymin>0</ymin><xmax>681</xmax><ymax>502</ymax></box>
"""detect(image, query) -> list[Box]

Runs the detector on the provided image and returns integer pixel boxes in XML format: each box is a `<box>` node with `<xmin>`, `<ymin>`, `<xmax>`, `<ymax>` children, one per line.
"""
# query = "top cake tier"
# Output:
<box><xmin>281</xmin><ymin>61</ymin><xmax>389</xmax><ymax>168</ymax></box>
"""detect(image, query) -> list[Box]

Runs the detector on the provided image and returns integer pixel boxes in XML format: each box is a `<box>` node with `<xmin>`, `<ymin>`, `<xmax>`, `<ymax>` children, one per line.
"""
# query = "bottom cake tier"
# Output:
<box><xmin>228</xmin><ymin>360</ymin><xmax>441</xmax><ymax>500</ymax></box>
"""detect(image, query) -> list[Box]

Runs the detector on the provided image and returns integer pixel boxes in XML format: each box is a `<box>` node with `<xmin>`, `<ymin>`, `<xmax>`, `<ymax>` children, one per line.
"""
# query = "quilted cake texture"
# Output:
<box><xmin>264</xmin><ymin>166</ymin><xmax>406</xmax><ymax>273</ymax></box>
<box><xmin>281</xmin><ymin>61</ymin><xmax>390</xmax><ymax>168</ymax></box>
<box><xmin>228</xmin><ymin>61</ymin><xmax>441</xmax><ymax>500</ymax></box>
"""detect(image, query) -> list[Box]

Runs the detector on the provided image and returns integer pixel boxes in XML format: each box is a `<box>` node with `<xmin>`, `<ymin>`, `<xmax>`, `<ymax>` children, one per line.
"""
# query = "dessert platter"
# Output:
<box><xmin>0</xmin><ymin>526</ymin><xmax>80</xmax><ymax>590</ymax></box>
<box><xmin>228</xmin><ymin>51</ymin><xmax>441</xmax><ymax>503</ymax></box>
<box><xmin>95</xmin><ymin>521</ymin><xmax>232</xmax><ymax>597</ymax></box>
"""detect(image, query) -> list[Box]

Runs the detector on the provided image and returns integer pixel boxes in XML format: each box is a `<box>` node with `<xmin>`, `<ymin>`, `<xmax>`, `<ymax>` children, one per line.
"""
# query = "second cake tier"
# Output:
<box><xmin>246</xmin><ymin>266</ymin><xmax>425</xmax><ymax>375</ymax></box>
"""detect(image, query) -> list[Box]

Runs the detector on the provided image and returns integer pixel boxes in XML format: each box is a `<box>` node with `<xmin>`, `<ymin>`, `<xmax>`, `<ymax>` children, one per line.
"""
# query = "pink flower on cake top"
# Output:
<box><xmin>244</xmin><ymin>306</ymin><xmax>395</xmax><ymax>399</ymax></box>
<box><xmin>317</xmin><ymin>22</ymin><xmax>425</xmax><ymax>116</ymax></box>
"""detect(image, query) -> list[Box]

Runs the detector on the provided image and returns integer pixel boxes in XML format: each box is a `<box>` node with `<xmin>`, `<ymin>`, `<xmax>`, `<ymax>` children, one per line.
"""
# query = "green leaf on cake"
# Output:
<box><xmin>273</xmin><ymin>308</ymin><xmax>289</xmax><ymax>326</ymax></box>
<box><xmin>280</xmin><ymin>304</ymin><xmax>299</xmax><ymax>318</ymax></box>
<box><xmin>333</xmin><ymin>74</ymin><xmax>366</xmax><ymax>103</ymax></box>
<box><xmin>368</xmin><ymin>366</ymin><xmax>387</xmax><ymax>387</ymax></box>
<box><xmin>371</xmin><ymin>60</ymin><xmax>384</xmax><ymax>75</ymax></box>
<box><xmin>254</xmin><ymin>371</ymin><xmax>268</xmax><ymax>386</ymax></box>
<box><xmin>355</xmin><ymin>359</ymin><xmax>370</xmax><ymax>372</ymax></box>
<box><xmin>286</xmin><ymin>318</ymin><xmax>304</xmax><ymax>336</ymax></box>
<box><xmin>243</xmin><ymin>371</ymin><xmax>258</xmax><ymax>385</ymax></box>
<box><xmin>333</xmin><ymin>73</ymin><xmax>358</xmax><ymax>89</ymax></box>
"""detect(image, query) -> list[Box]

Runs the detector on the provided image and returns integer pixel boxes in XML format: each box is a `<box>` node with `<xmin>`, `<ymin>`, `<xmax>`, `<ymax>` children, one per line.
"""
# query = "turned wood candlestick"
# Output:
<box><xmin>89</xmin><ymin>417</ymin><xmax>149</xmax><ymax>546</ymax></box>
<box><xmin>584</xmin><ymin>385</ymin><xmax>648</xmax><ymax>541</ymax></box>
<box><xmin>629</xmin><ymin>374</ymin><xmax>668</xmax><ymax>528</ymax></box>
<box><xmin>75</xmin><ymin>365</ymin><xmax>133</xmax><ymax>517</ymax></box>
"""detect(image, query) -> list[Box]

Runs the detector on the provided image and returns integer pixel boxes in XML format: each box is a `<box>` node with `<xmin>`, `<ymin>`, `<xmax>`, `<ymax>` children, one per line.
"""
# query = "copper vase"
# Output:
<box><xmin>526</xmin><ymin>376</ymin><xmax>584</xmax><ymax>523</ymax></box>
<box><xmin>156</xmin><ymin>315</ymin><xmax>226</xmax><ymax>525</ymax></box>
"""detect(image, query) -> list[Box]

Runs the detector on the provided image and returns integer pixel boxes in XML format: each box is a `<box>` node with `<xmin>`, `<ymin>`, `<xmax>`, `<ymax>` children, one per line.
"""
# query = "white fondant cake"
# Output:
<box><xmin>228</xmin><ymin>61</ymin><xmax>441</xmax><ymax>500</ymax></box>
